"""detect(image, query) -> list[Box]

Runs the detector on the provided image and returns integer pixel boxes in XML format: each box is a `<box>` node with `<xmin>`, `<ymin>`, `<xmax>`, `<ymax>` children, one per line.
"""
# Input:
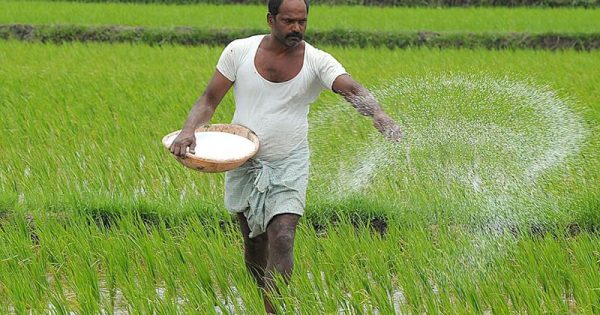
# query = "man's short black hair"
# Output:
<box><xmin>268</xmin><ymin>0</ymin><xmax>309</xmax><ymax>16</ymax></box>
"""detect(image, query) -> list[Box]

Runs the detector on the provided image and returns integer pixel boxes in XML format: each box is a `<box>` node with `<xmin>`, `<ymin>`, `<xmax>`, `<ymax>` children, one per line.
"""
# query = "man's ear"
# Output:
<box><xmin>267</xmin><ymin>13</ymin><xmax>274</xmax><ymax>27</ymax></box>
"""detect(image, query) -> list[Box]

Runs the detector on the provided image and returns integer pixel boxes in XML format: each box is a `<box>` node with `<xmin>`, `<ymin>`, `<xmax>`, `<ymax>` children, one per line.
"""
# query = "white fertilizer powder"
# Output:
<box><xmin>166</xmin><ymin>131</ymin><xmax>256</xmax><ymax>161</ymax></box>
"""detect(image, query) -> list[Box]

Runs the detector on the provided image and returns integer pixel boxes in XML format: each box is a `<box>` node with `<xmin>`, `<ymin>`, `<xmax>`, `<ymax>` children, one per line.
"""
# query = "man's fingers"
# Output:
<box><xmin>178</xmin><ymin>144</ymin><xmax>188</xmax><ymax>158</ymax></box>
<box><xmin>169</xmin><ymin>142</ymin><xmax>179</xmax><ymax>155</ymax></box>
<box><xmin>189</xmin><ymin>140</ymin><xmax>196</xmax><ymax>155</ymax></box>
<box><xmin>373</xmin><ymin>116</ymin><xmax>402</xmax><ymax>143</ymax></box>
<box><xmin>171</xmin><ymin>142</ymin><xmax>184</xmax><ymax>158</ymax></box>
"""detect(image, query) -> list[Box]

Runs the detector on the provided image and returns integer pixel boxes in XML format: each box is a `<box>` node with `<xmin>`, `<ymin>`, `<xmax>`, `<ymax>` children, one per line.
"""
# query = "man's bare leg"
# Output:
<box><xmin>237</xmin><ymin>213</ymin><xmax>268</xmax><ymax>287</ymax></box>
<box><xmin>263</xmin><ymin>213</ymin><xmax>301</xmax><ymax>314</ymax></box>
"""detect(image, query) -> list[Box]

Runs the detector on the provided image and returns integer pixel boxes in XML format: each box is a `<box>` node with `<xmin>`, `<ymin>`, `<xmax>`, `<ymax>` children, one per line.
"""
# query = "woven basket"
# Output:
<box><xmin>162</xmin><ymin>124</ymin><xmax>259</xmax><ymax>173</ymax></box>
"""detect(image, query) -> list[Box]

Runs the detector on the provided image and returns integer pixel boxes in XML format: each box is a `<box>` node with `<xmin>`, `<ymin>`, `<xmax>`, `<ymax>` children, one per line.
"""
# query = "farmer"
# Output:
<box><xmin>169</xmin><ymin>0</ymin><xmax>401</xmax><ymax>312</ymax></box>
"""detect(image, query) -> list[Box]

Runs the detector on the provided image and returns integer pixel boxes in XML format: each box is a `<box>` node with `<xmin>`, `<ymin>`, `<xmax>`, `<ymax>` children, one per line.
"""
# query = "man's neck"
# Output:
<box><xmin>263</xmin><ymin>35</ymin><xmax>303</xmax><ymax>56</ymax></box>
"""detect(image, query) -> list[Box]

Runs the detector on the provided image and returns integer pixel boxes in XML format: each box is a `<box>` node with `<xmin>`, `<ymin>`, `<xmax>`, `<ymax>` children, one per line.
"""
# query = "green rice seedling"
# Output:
<box><xmin>1</xmin><ymin>41</ymin><xmax>599</xmax><ymax>312</ymax></box>
<box><xmin>0</xmin><ymin>211</ymin><xmax>599</xmax><ymax>312</ymax></box>
<box><xmin>1</xmin><ymin>42</ymin><xmax>599</xmax><ymax>231</ymax></box>
<box><xmin>0</xmin><ymin>214</ymin><xmax>50</xmax><ymax>313</ymax></box>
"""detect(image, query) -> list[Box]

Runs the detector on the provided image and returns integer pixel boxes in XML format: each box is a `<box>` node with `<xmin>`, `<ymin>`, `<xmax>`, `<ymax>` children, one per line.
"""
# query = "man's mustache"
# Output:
<box><xmin>286</xmin><ymin>32</ymin><xmax>303</xmax><ymax>39</ymax></box>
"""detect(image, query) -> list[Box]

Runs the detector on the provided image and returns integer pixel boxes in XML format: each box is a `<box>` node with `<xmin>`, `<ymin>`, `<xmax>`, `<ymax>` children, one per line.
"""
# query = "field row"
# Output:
<box><xmin>1</xmin><ymin>213</ymin><xmax>598</xmax><ymax>313</ymax></box>
<box><xmin>1</xmin><ymin>27</ymin><xmax>599</xmax><ymax>314</ymax></box>
<box><xmin>24</xmin><ymin>0</ymin><xmax>599</xmax><ymax>7</ymax></box>
<box><xmin>0</xmin><ymin>41</ymin><xmax>598</xmax><ymax>229</ymax></box>
<box><xmin>1</xmin><ymin>1</ymin><xmax>599</xmax><ymax>33</ymax></box>
<box><xmin>3</xmin><ymin>24</ymin><xmax>597</xmax><ymax>50</ymax></box>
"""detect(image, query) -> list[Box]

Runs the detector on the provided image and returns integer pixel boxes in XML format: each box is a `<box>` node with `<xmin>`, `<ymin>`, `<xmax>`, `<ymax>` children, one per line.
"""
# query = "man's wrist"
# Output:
<box><xmin>181</xmin><ymin>126</ymin><xmax>196</xmax><ymax>134</ymax></box>
<box><xmin>372</xmin><ymin>108</ymin><xmax>385</xmax><ymax>118</ymax></box>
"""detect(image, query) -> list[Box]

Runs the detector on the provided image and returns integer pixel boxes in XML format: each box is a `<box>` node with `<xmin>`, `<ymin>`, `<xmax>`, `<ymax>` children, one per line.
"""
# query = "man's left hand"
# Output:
<box><xmin>373</xmin><ymin>111</ymin><xmax>403</xmax><ymax>143</ymax></box>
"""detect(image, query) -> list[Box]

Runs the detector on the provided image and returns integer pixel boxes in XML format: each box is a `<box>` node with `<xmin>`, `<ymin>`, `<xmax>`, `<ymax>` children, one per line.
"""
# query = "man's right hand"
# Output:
<box><xmin>169</xmin><ymin>130</ymin><xmax>196</xmax><ymax>158</ymax></box>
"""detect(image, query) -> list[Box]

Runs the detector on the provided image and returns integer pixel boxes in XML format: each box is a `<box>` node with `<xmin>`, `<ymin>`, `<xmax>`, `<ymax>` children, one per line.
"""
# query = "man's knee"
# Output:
<box><xmin>267</xmin><ymin>215</ymin><xmax>299</xmax><ymax>256</ymax></box>
<box><xmin>267</xmin><ymin>213</ymin><xmax>300</xmax><ymax>232</ymax></box>
<box><xmin>246</xmin><ymin>233</ymin><xmax>267</xmax><ymax>249</ymax></box>
<box><xmin>269</xmin><ymin>231</ymin><xmax>295</xmax><ymax>255</ymax></box>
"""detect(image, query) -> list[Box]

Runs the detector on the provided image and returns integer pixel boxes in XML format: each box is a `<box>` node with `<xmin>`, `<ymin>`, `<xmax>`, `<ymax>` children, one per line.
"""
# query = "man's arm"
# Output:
<box><xmin>169</xmin><ymin>70</ymin><xmax>233</xmax><ymax>158</ymax></box>
<box><xmin>332</xmin><ymin>74</ymin><xmax>402</xmax><ymax>142</ymax></box>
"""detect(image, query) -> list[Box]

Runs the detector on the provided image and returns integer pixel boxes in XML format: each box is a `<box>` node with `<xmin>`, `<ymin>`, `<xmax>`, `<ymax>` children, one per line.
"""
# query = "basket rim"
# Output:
<box><xmin>162</xmin><ymin>124</ymin><xmax>260</xmax><ymax>164</ymax></box>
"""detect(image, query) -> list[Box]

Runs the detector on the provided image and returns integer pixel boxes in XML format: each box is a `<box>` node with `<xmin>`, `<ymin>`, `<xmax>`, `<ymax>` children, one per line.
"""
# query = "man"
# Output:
<box><xmin>169</xmin><ymin>0</ymin><xmax>401</xmax><ymax>312</ymax></box>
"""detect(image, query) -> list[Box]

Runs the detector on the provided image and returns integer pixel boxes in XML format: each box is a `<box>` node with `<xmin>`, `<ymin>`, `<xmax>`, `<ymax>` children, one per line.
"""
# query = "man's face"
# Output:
<box><xmin>268</xmin><ymin>0</ymin><xmax>307</xmax><ymax>48</ymax></box>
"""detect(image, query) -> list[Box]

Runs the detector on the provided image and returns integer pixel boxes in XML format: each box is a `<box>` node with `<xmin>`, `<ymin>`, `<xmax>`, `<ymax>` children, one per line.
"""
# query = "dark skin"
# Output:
<box><xmin>169</xmin><ymin>0</ymin><xmax>401</xmax><ymax>313</ymax></box>
<box><xmin>237</xmin><ymin>212</ymin><xmax>300</xmax><ymax>314</ymax></box>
